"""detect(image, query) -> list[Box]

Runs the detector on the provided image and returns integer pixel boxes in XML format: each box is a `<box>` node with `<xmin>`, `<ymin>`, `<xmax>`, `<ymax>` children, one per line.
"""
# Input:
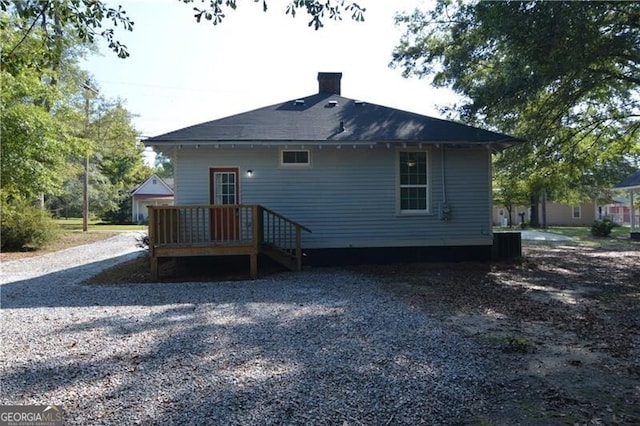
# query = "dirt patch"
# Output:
<box><xmin>360</xmin><ymin>242</ymin><xmax>640</xmax><ymax>425</ymax></box>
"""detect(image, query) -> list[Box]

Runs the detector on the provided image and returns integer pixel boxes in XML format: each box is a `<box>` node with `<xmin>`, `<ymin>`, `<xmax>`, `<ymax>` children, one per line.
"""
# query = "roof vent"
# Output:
<box><xmin>355</xmin><ymin>100</ymin><xmax>365</xmax><ymax>106</ymax></box>
<box><xmin>326</xmin><ymin>100</ymin><xmax>338</xmax><ymax>107</ymax></box>
<box><xmin>294</xmin><ymin>99</ymin><xmax>305</xmax><ymax>105</ymax></box>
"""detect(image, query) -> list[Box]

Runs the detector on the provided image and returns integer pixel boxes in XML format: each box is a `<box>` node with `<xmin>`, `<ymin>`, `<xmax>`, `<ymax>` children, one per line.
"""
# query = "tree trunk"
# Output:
<box><xmin>541</xmin><ymin>188</ymin><xmax>547</xmax><ymax>229</ymax></box>
<box><xmin>530</xmin><ymin>193</ymin><xmax>540</xmax><ymax>228</ymax></box>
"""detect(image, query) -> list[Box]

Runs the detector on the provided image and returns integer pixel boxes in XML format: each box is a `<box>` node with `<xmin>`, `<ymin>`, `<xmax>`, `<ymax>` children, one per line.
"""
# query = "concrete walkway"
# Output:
<box><xmin>520</xmin><ymin>230</ymin><xmax>573</xmax><ymax>241</ymax></box>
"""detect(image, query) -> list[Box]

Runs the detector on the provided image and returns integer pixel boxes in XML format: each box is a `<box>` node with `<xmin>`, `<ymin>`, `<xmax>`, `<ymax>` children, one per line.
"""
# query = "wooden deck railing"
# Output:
<box><xmin>147</xmin><ymin>205</ymin><xmax>310</xmax><ymax>279</ymax></box>
<box><xmin>261</xmin><ymin>206</ymin><xmax>312</xmax><ymax>272</ymax></box>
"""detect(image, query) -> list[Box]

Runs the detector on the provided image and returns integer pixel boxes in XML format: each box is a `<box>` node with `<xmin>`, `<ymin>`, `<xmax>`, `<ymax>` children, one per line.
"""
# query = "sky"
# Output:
<box><xmin>81</xmin><ymin>0</ymin><xmax>461</xmax><ymax>141</ymax></box>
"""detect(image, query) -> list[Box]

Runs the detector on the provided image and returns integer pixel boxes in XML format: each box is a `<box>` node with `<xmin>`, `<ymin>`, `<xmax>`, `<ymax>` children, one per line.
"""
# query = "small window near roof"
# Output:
<box><xmin>281</xmin><ymin>150</ymin><xmax>310</xmax><ymax>166</ymax></box>
<box><xmin>152</xmin><ymin>178</ymin><xmax>157</xmax><ymax>184</ymax></box>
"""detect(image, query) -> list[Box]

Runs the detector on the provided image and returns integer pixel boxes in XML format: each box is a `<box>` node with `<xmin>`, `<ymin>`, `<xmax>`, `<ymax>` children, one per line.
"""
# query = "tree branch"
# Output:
<box><xmin>2</xmin><ymin>1</ymin><xmax>51</xmax><ymax>62</ymax></box>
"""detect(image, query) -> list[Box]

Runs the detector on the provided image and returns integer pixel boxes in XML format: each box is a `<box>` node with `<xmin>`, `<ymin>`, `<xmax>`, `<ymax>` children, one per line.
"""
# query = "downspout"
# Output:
<box><xmin>441</xmin><ymin>147</ymin><xmax>447</xmax><ymax>205</ymax></box>
<box><xmin>631</xmin><ymin>191</ymin><xmax>636</xmax><ymax>230</ymax></box>
<box><xmin>440</xmin><ymin>147</ymin><xmax>451</xmax><ymax>221</ymax></box>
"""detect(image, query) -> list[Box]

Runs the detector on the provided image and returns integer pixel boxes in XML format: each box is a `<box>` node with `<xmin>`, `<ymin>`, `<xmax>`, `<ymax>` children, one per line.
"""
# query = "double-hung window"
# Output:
<box><xmin>399</xmin><ymin>151</ymin><xmax>429</xmax><ymax>214</ymax></box>
<box><xmin>572</xmin><ymin>205</ymin><xmax>581</xmax><ymax>219</ymax></box>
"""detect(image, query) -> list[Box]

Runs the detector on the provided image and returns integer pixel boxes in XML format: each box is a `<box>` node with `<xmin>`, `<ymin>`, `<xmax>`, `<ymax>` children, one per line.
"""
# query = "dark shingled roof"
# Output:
<box><xmin>146</xmin><ymin>92</ymin><xmax>523</xmax><ymax>148</ymax></box>
<box><xmin>613</xmin><ymin>170</ymin><xmax>640</xmax><ymax>190</ymax></box>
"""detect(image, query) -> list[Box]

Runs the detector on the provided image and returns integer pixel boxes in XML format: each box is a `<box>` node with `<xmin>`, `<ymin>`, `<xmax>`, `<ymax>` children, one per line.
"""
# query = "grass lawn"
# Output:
<box><xmin>493</xmin><ymin>225</ymin><xmax>638</xmax><ymax>248</ymax></box>
<box><xmin>543</xmin><ymin>225</ymin><xmax>632</xmax><ymax>239</ymax></box>
<box><xmin>55</xmin><ymin>218</ymin><xmax>147</xmax><ymax>232</ymax></box>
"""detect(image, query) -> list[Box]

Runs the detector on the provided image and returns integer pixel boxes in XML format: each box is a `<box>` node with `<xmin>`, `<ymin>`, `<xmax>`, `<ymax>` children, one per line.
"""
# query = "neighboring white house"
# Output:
<box><xmin>612</xmin><ymin>170</ymin><xmax>640</xmax><ymax>240</ymax></box>
<box><xmin>144</xmin><ymin>72</ymin><xmax>524</xmax><ymax>265</ymax></box>
<box><xmin>130</xmin><ymin>175</ymin><xmax>174</xmax><ymax>224</ymax></box>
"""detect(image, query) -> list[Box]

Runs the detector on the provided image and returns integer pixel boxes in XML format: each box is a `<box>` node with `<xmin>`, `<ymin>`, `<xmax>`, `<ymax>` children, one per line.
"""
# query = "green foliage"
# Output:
<box><xmin>493</xmin><ymin>164</ymin><xmax>529</xmax><ymax>227</ymax></box>
<box><xmin>0</xmin><ymin>19</ymin><xmax>83</xmax><ymax>200</ymax></box>
<box><xmin>46</xmin><ymin>102</ymin><xmax>153</xmax><ymax>222</ymax></box>
<box><xmin>1</xmin><ymin>0</ymin><xmax>134</xmax><ymax>60</ymax></box>
<box><xmin>154</xmin><ymin>152</ymin><xmax>175</xmax><ymax>179</ymax></box>
<box><xmin>2</xmin><ymin>11</ymin><xmax>149</xmax><ymax>223</ymax></box>
<box><xmin>184</xmin><ymin>0</ymin><xmax>365</xmax><ymax>30</ymax></box>
<box><xmin>0</xmin><ymin>100</ymin><xmax>75</xmax><ymax>198</ymax></box>
<box><xmin>393</xmin><ymin>1</ymin><xmax>640</xmax><ymax>206</ymax></box>
<box><xmin>91</xmin><ymin>103</ymin><xmax>152</xmax><ymax>221</ymax></box>
<box><xmin>591</xmin><ymin>219</ymin><xmax>615</xmax><ymax>238</ymax></box>
<box><xmin>0</xmin><ymin>197</ymin><xmax>60</xmax><ymax>251</ymax></box>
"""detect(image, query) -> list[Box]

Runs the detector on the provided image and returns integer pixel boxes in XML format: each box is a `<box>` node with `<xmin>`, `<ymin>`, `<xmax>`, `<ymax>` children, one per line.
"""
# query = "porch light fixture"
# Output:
<box><xmin>246</xmin><ymin>169</ymin><xmax>253</xmax><ymax>177</ymax></box>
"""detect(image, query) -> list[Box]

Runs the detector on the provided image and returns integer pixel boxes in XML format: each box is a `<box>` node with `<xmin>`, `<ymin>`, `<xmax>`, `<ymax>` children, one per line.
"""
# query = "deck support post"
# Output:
<box><xmin>150</xmin><ymin>257</ymin><xmax>159</xmax><ymax>281</ymax></box>
<box><xmin>148</xmin><ymin>206</ymin><xmax>158</xmax><ymax>280</ymax></box>
<box><xmin>250</xmin><ymin>205</ymin><xmax>262</xmax><ymax>279</ymax></box>
<box><xmin>295</xmin><ymin>227</ymin><xmax>302</xmax><ymax>271</ymax></box>
<box><xmin>249</xmin><ymin>253</ymin><xmax>258</xmax><ymax>279</ymax></box>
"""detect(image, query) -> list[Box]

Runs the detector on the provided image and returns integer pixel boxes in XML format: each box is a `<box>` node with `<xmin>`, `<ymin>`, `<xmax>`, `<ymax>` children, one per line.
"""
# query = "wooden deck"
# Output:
<box><xmin>147</xmin><ymin>205</ymin><xmax>311</xmax><ymax>279</ymax></box>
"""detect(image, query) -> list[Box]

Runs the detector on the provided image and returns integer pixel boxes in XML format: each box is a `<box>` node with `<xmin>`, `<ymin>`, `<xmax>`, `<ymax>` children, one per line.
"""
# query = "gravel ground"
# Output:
<box><xmin>1</xmin><ymin>234</ymin><xmax>499</xmax><ymax>425</ymax></box>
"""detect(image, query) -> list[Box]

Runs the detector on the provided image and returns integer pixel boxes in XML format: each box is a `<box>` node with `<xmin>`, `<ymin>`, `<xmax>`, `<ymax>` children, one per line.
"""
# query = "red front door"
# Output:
<box><xmin>210</xmin><ymin>168</ymin><xmax>240</xmax><ymax>241</ymax></box>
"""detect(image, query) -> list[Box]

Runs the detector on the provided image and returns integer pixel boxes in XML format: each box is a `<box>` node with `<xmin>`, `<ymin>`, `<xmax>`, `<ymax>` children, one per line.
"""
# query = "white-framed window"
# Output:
<box><xmin>572</xmin><ymin>205</ymin><xmax>581</xmax><ymax>219</ymax></box>
<box><xmin>280</xmin><ymin>149</ymin><xmax>311</xmax><ymax>166</ymax></box>
<box><xmin>398</xmin><ymin>151</ymin><xmax>429</xmax><ymax>214</ymax></box>
<box><xmin>214</xmin><ymin>171</ymin><xmax>237</xmax><ymax>205</ymax></box>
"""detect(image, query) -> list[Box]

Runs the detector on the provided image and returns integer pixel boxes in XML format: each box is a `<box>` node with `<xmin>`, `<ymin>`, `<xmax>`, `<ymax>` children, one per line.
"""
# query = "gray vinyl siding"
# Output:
<box><xmin>175</xmin><ymin>145</ymin><xmax>492</xmax><ymax>249</ymax></box>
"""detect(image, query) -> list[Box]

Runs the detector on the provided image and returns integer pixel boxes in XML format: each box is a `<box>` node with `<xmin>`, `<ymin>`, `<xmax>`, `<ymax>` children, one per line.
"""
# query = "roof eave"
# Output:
<box><xmin>612</xmin><ymin>185</ymin><xmax>640</xmax><ymax>191</ymax></box>
<box><xmin>145</xmin><ymin>139</ymin><xmax>524</xmax><ymax>149</ymax></box>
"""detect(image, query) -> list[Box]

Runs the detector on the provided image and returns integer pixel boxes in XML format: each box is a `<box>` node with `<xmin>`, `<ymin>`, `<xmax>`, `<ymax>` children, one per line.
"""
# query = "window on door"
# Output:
<box><xmin>214</xmin><ymin>171</ymin><xmax>237</xmax><ymax>205</ymax></box>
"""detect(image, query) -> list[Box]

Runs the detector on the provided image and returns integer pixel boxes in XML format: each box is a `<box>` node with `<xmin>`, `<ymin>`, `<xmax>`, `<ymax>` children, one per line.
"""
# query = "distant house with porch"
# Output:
<box><xmin>143</xmin><ymin>72</ymin><xmax>523</xmax><ymax>278</ymax></box>
<box><xmin>493</xmin><ymin>200</ymin><xmax>600</xmax><ymax>227</ymax></box>
<box><xmin>130</xmin><ymin>175</ymin><xmax>174</xmax><ymax>224</ymax></box>
<box><xmin>612</xmin><ymin>170</ymin><xmax>640</xmax><ymax>240</ymax></box>
<box><xmin>601</xmin><ymin>195</ymin><xmax>638</xmax><ymax>226</ymax></box>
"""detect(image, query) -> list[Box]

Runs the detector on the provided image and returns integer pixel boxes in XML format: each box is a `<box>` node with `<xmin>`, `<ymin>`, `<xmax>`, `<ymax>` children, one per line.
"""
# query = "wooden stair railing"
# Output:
<box><xmin>147</xmin><ymin>205</ymin><xmax>311</xmax><ymax>278</ymax></box>
<box><xmin>258</xmin><ymin>206</ymin><xmax>312</xmax><ymax>272</ymax></box>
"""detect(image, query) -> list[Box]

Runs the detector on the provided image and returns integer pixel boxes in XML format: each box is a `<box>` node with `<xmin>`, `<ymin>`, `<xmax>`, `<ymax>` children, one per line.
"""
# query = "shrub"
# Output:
<box><xmin>135</xmin><ymin>233</ymin><xmax>149</xmax><ymax>249</ymax></box>
<box><xmin>591</xmin><ymin>219</ymin><xmax>615</xmax><ymax>237</ymax></box>
<box><xmin>1</xmin><ymin>198</ymin><xmax>60</xmax><ymax>251</ymax></box>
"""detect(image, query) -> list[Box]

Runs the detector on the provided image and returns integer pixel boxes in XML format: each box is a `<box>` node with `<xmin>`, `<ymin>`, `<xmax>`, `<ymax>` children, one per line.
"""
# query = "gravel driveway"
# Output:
<box><xmin>1</xmin><ymin>234</ymin><xmax>497</xmax><ymax>425</ymax></box>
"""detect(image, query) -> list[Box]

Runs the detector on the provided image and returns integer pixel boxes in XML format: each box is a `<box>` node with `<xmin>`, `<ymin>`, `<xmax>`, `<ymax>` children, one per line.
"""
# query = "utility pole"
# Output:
<box><xmin>81</xmin><ymin>80</ymin><xmax>98</xmax><ymax>232</ymax></box>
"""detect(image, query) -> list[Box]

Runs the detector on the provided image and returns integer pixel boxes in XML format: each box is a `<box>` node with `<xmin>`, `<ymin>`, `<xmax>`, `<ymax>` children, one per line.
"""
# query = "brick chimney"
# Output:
<box><xmin>318</xmin><ymin>72</ymin><xmax>342</xmax><ymax>95</ymax></box>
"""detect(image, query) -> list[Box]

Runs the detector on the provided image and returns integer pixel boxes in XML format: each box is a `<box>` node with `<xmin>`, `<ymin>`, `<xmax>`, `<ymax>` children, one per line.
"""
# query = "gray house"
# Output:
<box><xmin>144</xmin><ymin>72</ymin><xmax>522</xmax><ymax>277</ymax></box>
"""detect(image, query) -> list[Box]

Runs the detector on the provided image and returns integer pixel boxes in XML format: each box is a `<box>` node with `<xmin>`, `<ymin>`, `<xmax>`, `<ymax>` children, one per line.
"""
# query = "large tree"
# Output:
<box><xmin>1</xmin><ymin>9</ymin><xmax>149</xmax><ymax>220</ymax></box>
<box><xmin>46</xmin><ymin>99</ymin><xmax>152</xmax><ymax>221</ymax></box>
<box><xmin>92</xmin><ymin>102</ymin><xmax>152</xmax><ymax>222</ymax></box>
<box><xmin>392</xmin><ymin>0</ymin><xmax>640</xmax><ymax>225</ymax></box>
<box><xmin>0</xmin><ymin>15</ymin><xmax>82</xmax><ymax>200</ymax></box>
<box><xmin>1</xmin><ymin>0</ymin><xmax>134</xmax><ymax>60</ymax></box>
